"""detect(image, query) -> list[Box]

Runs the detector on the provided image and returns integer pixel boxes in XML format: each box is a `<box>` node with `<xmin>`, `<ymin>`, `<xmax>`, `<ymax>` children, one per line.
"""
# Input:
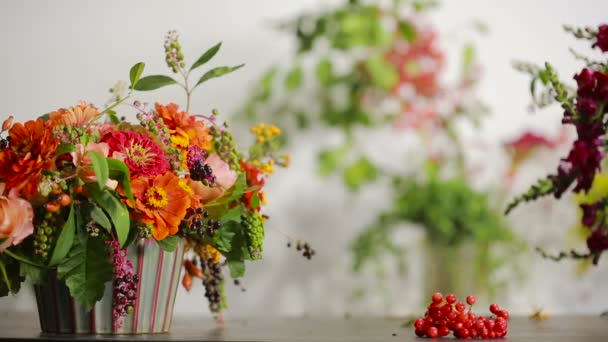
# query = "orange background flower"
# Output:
<box><xmin>156</xmin><ymin>103</ymin><xmax>212</xmax><ymax>150</ymax></box>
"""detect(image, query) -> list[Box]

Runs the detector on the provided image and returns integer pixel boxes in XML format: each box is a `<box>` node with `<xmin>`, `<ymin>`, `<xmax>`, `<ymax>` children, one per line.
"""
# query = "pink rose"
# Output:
<box><xmin>0</xmin><ymin>184</ymin><xmax>34</xmax><ymax>252</ymax></box>
<box><xmin>205</xmin><ymin>153</ymin><xmax>237</xmax><ymax>189</ymax></box>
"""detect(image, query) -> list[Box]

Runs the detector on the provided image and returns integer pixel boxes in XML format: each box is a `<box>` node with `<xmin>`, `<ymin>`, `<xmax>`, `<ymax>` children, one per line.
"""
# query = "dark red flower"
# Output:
<box><xmin>552</xmin><ymin>139</ymin><xmax>603</xmax><ymax>197</ymax></box>
<box><xmin>586</xmin><ymin>228</ymin><xmax>608</xmax><ymax>254</ymax></box>
<box><xmin>580</xmin><ymin>202</ymin><xmax>601</xmax><ymax>227</ymax></box>
<box><xmin>575</xmin><ymin>68</ymin><xmax>596</xmax><ymax>97</ymax></box>
<box><xmin>576</xmin><ymin>97</ymin><xmax>597</xmax><ymax>117</ymax></box>
<box><xmin>593</xmin><ymin>24</ymin><xmax>608</xmax><ymax>52</ymax></box>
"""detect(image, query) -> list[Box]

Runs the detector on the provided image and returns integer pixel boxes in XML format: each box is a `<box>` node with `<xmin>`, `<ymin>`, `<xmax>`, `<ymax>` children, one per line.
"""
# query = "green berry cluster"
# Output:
<box><xmin>242</xmin><ymin>211</ymin><xmax>264</xmax><ymax>260</ymax></box>
<box><xmin>210</xmin><ymin>125</ymin><xmax>242</xmax><ymax>171</ymax></box>
<box><xmin>164</xmin><ymin>30</ymin><xmax>185</xmax><ymax>73</ymax></box>
<box><xmin>33</xmin><ymin>217</ymin><xmax>56</xmax><ymax>260</ymax></box>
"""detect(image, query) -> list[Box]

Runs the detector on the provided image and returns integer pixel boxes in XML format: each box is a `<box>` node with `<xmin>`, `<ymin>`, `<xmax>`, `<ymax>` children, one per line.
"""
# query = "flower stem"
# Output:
<box><xmin>0</xmin><ymin>259</ymin><xmax>10</xmax><ymax>291</ymax></box>
<box><xmin>4</xmin><ymin>249</ymin><xmax>47</xmax><ymax>268</ymax></box>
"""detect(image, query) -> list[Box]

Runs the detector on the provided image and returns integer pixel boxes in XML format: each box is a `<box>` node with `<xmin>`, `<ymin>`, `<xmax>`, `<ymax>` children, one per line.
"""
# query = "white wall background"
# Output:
<box><xmin>1</xmin><ymin>0</ymin><xmax>608</xmax><ymax>319</ymax></box>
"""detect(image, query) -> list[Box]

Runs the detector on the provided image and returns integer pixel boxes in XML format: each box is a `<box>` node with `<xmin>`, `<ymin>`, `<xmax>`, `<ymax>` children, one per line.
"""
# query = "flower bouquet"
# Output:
<box><xmin>507</xmin><ymin>24</ymin><xmax>608</xmax><ymax>265</ymax></box>
<box><xmin>0</xmin><ymin>31</ymin><xmax>295</xmax><ymax>334</ymax></box>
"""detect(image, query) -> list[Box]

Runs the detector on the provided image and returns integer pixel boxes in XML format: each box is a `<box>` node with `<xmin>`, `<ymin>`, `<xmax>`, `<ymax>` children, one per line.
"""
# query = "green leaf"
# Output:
<box><xmin>190</xmin><ymin>42</ymin><xmax>222</xmax><ymax>71</ymax></box>
<box><xmin>129</xmin><ymin>62</ymin><xmax>145</xmax><ymax>87</ymax></box>
<box><xmin>49</xmin><ymin>205</ymin><xmax>76</xmax><ymax>266</ymax></box>
<box><xmin>505</xmin><ymin>178</ymin><xmax>555</xmax><ymax>214</ymax></box>
<box><xmin>227</xmin><ymin>260</ymin><xmax>245</xmax><ymax>278</ymax></box>
<box><xmin>195</xmin><ymin>64</ymin><xmax>244</xmax><ymax>88</ymax></box>
<box><xmin>365</xmin><ymin>55</ymin><xmax>398</xmax><ymax>90</ymax></box>
<box><xmin>318</xmin><ymin>147</ymin><xmax>347</xmax><ymax>177</ymax></box>
<box><xmin>19</xmin><ymin>262</ymin><xmax>46</xmax><ymax>285</ymax></box>
<box><xmin>343</xmin><ymin>157</ymin><xmax>379</xmax><ymax>191</ymax></box>
<box><xmin>90</xmin><ymin>205</ymin><xmax>112</xmax><ymax>233</ymax></box>
<box><xmin>133</xmin><ymin>75</ymin><xmax>177</xmax><ymax>91</ymax></box>
<box><xmin>285</xmin><ymin>65</ymin><xmax>302</xmax><ymax>91</ymax></box>
<box><xmin>157</xmin><ymin>236</ymin><xmax>180</xmax><ymax>252</ymax></box>
<box><xmin>315</xmin><ymin>59</ymin><xmax>333</xmax><ymax>86</ymax></box>
<box><xmin>57</xmin><ymin>235</ymin><xmax>113</xmax><ymax>311</ymax></box>
<box><xmin>56</xmin><ymin>143</ymin><xmax>77</xmax><ymax>156</ymax></box>
<box><xmin>399</xmin><ymin>21</ymin><xmax>417</xmax><ymax>43</ymax></box>
<box><xmin>90</xmin><ymin>188</ymin><xmax>130</xmax><ymax>248</ymax></box>
<box><xmin>462</xmin><ymin>43</ymin><xmax>476</xmax><ymax>77</ymax></box>
<box><xmin>106</xmin><ymin>158</ymin><xmax>134</xmax><ymax>205</ymax></box>
<box><xmin>106</xmin><ymin>110</ymin><xmax>120</xmax><ymax>124</ymax></box>
<box><xmin>250</xmin><ymin>192</ymin><xmax>260</xmax><ymax>209</ymax></box>
<box><xmin>0</xmin><ymin>256</ymin><xmax>23</xmax><ymax>296</ymax></box>
<box><xmin>87</xmin><ymin>151</ymin><xmax>109</xmax><ymax>190</ymax></box>
<box><xmin>219</xmin><ymin>206</ymin><xmax>245</xmax><ymax>225</ymax></box>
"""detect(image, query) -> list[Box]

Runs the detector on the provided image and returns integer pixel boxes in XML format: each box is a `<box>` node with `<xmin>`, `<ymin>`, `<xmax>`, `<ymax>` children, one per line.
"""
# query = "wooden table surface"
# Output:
<box><xmin>0</xmin><ymin>313</ymin><xmax>606</xmax><ymax>341</ymax></box>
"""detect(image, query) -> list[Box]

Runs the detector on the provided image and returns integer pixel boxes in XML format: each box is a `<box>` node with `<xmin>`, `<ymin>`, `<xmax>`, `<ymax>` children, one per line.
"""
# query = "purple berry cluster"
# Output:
<box><xmin>106</xmin><ymin>239</ymin><xmax>139</xmax><ymax>331</ymax></box>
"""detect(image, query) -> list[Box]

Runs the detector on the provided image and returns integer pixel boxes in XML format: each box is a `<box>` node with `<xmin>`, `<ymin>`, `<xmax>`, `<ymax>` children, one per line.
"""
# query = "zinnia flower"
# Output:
<box><xmin>49</xmin><ymin>102</ymin><xmax>99</xmax><ymax>128</ymax></box>
<box><xmin>130</xmin><ymin>172</ymin><xmax>191</xmax><ymax>240</ymax></box>
<box><xmin>101</xmin><ymin>130</ymin><xmax>170</xmax><ymax>178</ymax></box>
<box><xmin>0</xmin><ymin>118</ymin><xmax>58</xmax><ymax>199</ymax></box>
<box><xmin>156</xmin><ymin>103</ymin><xmax>212</xmax><ymax>150</ymax></box>
<box><xmin>0</xmin><ymin>184</ymin><xmax>34</xmax><ymax>252</ymax></box>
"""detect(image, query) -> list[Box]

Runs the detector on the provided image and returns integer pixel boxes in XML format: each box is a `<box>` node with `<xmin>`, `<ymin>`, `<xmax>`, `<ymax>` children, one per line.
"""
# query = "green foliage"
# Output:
<box><xmin>195</xmin><ymin>64</ymin><xmax>245</xmax><ymax>88</ymax></box>
<box><xmin>133</xmin><ymin>75</ymin><xmax>177</xmax><ymax>91</ymax></box>
<box><xmin>88</xmin><ymin>185</ymin><xmax>130</xmax><ymax>248</ymax></box>
<box><xmin>88</xmin><ymin>151</ymin><xmax>109</xmax><ymax>190</ymax></box>
<box><xmin>0</xmin><ymin>255</ymin><xmax>23</xmax><ymax>296</ymax></box>
<box><xmin>57</xmin><ymin>234</ymin><xmax>113</xmax><ymax>311</ymax></box>
<box><xmin>242</xmin><ymin>211</ymin><xmax>264</xmax><ymax>260</ymax></box>
<box><xmin>352</xmin><ymin>177</ymin><xmax>514</xmax><ymax>272</ymax></box>
<box><xmin>157</xmin><ymin>236</ymin><xmax>180</xmax><ymax>252</ymax></box>
<box><xmin>49</xmin><ymin>204</ymin><xmax>76</xmax><ymax>266</ymax></box>
<box><xmin>285</xmin><ymin>65</ymin><xmax>303</xmax><ymax>91</ymax></box>
<box><xmin>505</xmin><ymin>178</ymin><xmax>555</xmax><ymax>215</ymax></box>
<box><xmin>365</xmin><ymin>55</ymin><xmax>399</xmax><ymax>90</ymax></box>
<box><xmin>190</xmin><ymin>42</ymin><xmax>222</xmax><ymax>71</ymax></box>
<box><xmin>129</xmin><ymin>62</ymin><xmax>145</xmax><ymax>88</ymax></box>
<box><xmin>343</xmin><ymin>157</ymin><xmax>379</xmax><ymax>191</ymax></box>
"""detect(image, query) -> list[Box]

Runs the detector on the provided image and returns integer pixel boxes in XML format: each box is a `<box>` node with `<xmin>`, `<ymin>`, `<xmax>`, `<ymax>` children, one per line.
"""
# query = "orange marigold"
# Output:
<box><xmin>129</xmin><ymin>172</ymin><xmax>191</xmax><ymax>240</ymax></box>
<box><xmin>156</xmin><ymin>103</ymin><xmax>211</xmax><ymax>150</ymax></box>
<box><xmin>0</xmin><ymin>119</ymin><xmax>58</xmax><ymax>199</ymax></box>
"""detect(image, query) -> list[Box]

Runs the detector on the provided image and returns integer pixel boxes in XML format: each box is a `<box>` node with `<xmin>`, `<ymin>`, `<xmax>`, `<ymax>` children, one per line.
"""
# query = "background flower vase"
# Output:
<box><xmin>34</xmin><ymin>238</ymin><xmax>185</xmax><ymax>334</ymax></box>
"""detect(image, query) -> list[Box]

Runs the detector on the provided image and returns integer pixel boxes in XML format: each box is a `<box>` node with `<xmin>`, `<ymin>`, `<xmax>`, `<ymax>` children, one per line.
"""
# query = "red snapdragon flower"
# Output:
<box><xmin>593</xmin><ymin>24</ymin><xmax>608</xmax><ymax>52</ymax></box>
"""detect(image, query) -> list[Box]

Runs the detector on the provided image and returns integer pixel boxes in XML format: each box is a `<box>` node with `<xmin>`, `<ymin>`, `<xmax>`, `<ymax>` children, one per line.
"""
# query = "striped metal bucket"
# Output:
<box><xmin>34</xmin><ymin>238</ymin><xmax>185</xmax><ymax>334</ymax></box>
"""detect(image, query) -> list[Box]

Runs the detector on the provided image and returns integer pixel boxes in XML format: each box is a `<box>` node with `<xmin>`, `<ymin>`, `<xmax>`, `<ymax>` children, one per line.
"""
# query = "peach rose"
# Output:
<box><xmin>70</xmin><ymin>142</ymin><xmax>118</xmax><ymax>190</ymax></box>
<box><xmin>187</xmin><ymin>153</ymin><xmax>238</xmax><ymax>204</ymax></box>
<box><xmin>0</xmin><ymin>184</ymin><xmax>34</xmax><ymax>252</ymax></box>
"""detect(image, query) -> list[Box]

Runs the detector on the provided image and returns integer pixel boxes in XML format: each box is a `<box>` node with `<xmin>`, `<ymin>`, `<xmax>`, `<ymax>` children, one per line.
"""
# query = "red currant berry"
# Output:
<box><xmin>448</xmin><ymin>311</ymin><xmax>458</xmax><ymax>321</ymax></box>
<box><xmin>481</xmin><ymin>328</ymin><xmax>489</xmax><ymax>339</ymax></box>
<box><xmin>441</xmin><ymin>303</ymin><xmax>453</xmax><ymax>315</ymax></box>
<box><xmin>446</xmin><ymin>294</ymin><xmax>457</xmax><ymax>304</ymax></box>
<box><xmin>415</xmin><ymin>329</ymin><xmax>425</xmax><ymax>337</ymax></box>
<box><xmin>459</xmin><ymin>328</ymin><xmax>470</xmax><ymax>339</ymax></box>
<box><xmin>490</xmin><ymin>331</ymin><xmax>496</xmax><ymax>339</ymax></box>
<box><xmin>439</xmin><ymin>326</ymin><xmax>450</xmax><ymax>337</ymax></box>
<box><xmin>470</xmin><ymin>328</ymin><xmax>478</xmax><ymax>338</ymax></box>
<box><xmin>453</xmin><ymin>322</ymin><xmax>464</xmax><ymax>330</ymax></box>
<box><xmin>426</xmin><ymin>326</ymin><xmax>439</xmax><ymax>338</ymax></box>
<box><xmin>464</xmin><ymin>320</ymin><xmax>473</xmax><ymax>329</ymax></box>
<box><xmin>489</xmin><ymin>304</ymin><xmax>500</xmax><ymax>314</ymax></box>
<box><xmin>467</xmin><ymin>312</ymin><xmax>476</xmax><ymax>321</ymax></box>
<box><xmin>497</xmin><ymin>310</ymin><xmax>510</xmax><ymax>320</ymax></box>
<box><xmin>475</xmin><ymin>320</ymin><xmax>485</xmax><ymax>331</ymax></box>
<box><xmin>455</xmin><ymin>302</ymin><xmax>466</xmax><ymax>313</ymax></box>
<box><xmin>414</xmin><ymin>318</ymin><xmax>425</xmax><ymax>331</ymax></box>
<box><xmin>466</xmin><ymin>295</ymin><xmax>476</xmax><ymax>306</ymax></box>
<box><xmin>432</xmin><ymin>292</ymin><xmax>444</xmax><ymax>303</ymax></box>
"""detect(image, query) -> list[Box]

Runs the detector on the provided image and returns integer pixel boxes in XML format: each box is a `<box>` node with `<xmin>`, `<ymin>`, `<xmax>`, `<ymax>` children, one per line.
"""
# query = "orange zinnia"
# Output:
<box><xmin>49</xmin><ymin>102</ymin><xmax>99</xmax><ymax>128</ymax></box>
<box><xmin>129</xmin><ymin>172</ymin><xmax>191</xmax><ymax>240</ymax></box>
<box><xmin>155</xmin><ymin>103</ymin><xmax>211</xmax><ymax>150</ymax></box>
<box><xmin>0</xmin><ymin>119</ymin><xmax>58</xmax><ymax>199</ymax></box>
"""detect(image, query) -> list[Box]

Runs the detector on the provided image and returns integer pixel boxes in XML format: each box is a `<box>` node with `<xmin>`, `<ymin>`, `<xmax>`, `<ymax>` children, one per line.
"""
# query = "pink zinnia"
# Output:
<box><xmin>101</xmin><ymin>130</ymin><xmax>170</xmax><ymax>178</ymax></box>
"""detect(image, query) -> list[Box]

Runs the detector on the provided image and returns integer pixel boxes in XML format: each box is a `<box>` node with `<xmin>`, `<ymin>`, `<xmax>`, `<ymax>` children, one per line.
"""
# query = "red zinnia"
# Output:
<box><xmin>101</xmin><ymin>130</ymin><xmax>170</xmax><ymax>178</ymax></box>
